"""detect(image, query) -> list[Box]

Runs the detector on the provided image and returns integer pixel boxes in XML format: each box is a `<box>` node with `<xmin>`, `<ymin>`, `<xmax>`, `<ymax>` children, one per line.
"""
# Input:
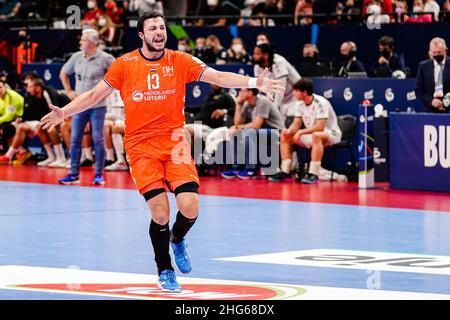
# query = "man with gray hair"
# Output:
<box><xmin>415</xmin><ymin>37</ymin><xmax>450</xmax><ymax>113</ymax></box>
<box><xmin>59</xmin><ymin>28</ymin><xmax>115</xmax><ymax>185</ymax></box>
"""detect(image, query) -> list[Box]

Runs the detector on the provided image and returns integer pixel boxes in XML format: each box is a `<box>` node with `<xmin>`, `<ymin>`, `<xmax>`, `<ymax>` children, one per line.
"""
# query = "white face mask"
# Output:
<box><xmin>177</xmin><ymin>44</ymin><xmax>187</xmax><ymax>52</ymax></box>
<box><xmin>207</xmin><ymin>0</ymin><xmax>219</xmax><ymax>6</ymax></box>
<box><xmin>256</xmin><ymin>40</ymin><xmax>266</xmax><ymax>46</ymax></box>
<box><xmin>145</xmin><ymin>0</ymin><xmax>156</xmax><ymax>5</ymax></box>
<box><xmin>413</xmin><ymin>6</ymin><xmax>423</xmax><ymax>12</ymax></box>
<box><xmin>98</xmin><ymin>18</ymin><xmax>107</xmax><ymax>27</ymax></box>
<box><xmin>232</xmin><ymin>44</ymin><xmax>243</xmax><ymax>53</ymax></box>
<box><xmin>87</xmin><ymin>1</ymin><xmax>95</xmax><ymax>9</ymax></box>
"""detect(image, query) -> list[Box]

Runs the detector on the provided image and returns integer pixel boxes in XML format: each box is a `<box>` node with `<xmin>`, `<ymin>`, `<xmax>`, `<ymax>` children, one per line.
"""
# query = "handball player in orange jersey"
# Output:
<box><xmin>41</xmin><ymin>12</ymin><xmax>284</xmax><ymax>292</ymax></box>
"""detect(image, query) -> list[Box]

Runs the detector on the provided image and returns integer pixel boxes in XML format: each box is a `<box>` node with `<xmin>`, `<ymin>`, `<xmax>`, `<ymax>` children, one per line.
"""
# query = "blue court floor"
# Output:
<box><xmin>1</xmin><ymin>181</ymin><xmax>450</xmax><ymax>299</ymax></box>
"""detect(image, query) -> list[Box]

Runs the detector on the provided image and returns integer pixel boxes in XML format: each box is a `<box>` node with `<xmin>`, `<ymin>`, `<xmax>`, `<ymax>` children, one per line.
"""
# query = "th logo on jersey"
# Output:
<box><xmin>162</xmin><ymin>66</ymin><xmax>174</xmax><ymax>77</ymax></box>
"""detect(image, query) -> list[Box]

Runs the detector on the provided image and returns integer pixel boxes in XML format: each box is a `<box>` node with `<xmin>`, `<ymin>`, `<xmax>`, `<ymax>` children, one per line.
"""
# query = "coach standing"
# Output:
<box><xmin>415</xmin><ymin>37</ymin><xmax>450</xmax><ymax>114</ymax></box>
<box><xmin>59</xmin><ymin>28</ymin><xmax>115</xmax><ymax>185</ymax></box>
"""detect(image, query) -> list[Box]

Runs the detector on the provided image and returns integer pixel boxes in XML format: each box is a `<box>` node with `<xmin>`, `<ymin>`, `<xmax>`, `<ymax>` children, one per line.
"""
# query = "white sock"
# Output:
<box><xmin>106</xmin><ymin>148</ymin><xmax>115</xmax><ymax>162</ymax></box>
<box><xmin>5</xmin><ymin>146</ymin><xmax>17</xmax><ymax>159</ymax></box>
<box><xmin>112</xmin><ymin>134</ymin><xmax>125</xmax><ymax>163</ymax></box>
<box><xmin>54</xmin><ymin>143</ymin><xmax>66</xmax><ymax>161</ymax></box>
<box><xmin>281</xmin><ymin>159</ymin><xmax>292</xmax><ymax>174</ymax></box>
<box><xmin>18</xmin><ymin>146</ymin><xmax>27</xmax><ymax>153</ymax></box>
<box><xmin>309</xmin><ymin>161</ymin><xmax>321</xmax><ymax>176</ymax></box>
<box><xmin>82</xmin><ymin>147</ymin><xmax>93</xmax><ymax>161</ymax></box>
<box><xmin>43</xmin><ymin>143</ymin><xmax>55</xmax><ymax>160</ymax></box>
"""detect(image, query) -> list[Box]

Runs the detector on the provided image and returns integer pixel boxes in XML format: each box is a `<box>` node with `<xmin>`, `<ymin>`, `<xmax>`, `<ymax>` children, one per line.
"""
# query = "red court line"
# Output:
<box><xmin>1</xmin><ymin>164</ymin><xmax>449</xmax><ymax>212</ymax></box>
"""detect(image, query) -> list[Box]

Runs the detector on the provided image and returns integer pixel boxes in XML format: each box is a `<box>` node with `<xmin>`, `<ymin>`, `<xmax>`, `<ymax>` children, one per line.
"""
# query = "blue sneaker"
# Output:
<box><xmin>221</xmin><ymin>169</ymin><xmax>239</xmax><ymax>179</ymax></box>
<box><xmin>93</xmin><ymin>174</ymin><xmax>105</xmax><ymax>185</ymax></box>
<box><xmin>301</xmin><ymin>173</ymin><xmax>320</xmax><ymax>184</ymax></box>
<box><xmin>170</xmin><ymin>239</ymin><xmax>192</xmax><ymax>274</ymax></box>
<box><xmin>157</xmin><ymin>269</ymin><xmax>182</xmax><ymax>292</ymax></box>
<box><xmin>59</xmin><ymin>174</ymin><xmax>80</xmax><ymax>185</ymax></box>
<box><xmin>236</xmin><ymin>169</ymin><xmax>256</xmax><ymax>180</ymax></box>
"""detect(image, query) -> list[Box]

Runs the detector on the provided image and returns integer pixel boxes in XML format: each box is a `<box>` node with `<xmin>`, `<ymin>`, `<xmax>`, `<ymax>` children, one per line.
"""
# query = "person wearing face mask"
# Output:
<box><xmin>415</xmin><ymin>37</ymin><xmax>450</xmax><ymax>113</ymax></box>
<box><xmin>81</xmin><ymin>0</ymin><xmax>105</xmax><ymax>28</ymax></box>
<box><xmin>296</xmin><ymin>43</ymin><xmax>330</xmax><ymax>77</ymax></box>
<box><xmin>205</xmin><ymin>35</ymin><xmax>228</xmax><ymax>64</ymax></box>
<box><xmin>192</xmin><ymin>37</ymin><xmax>215</xmax><ymax>63</ymax></box>
<box><xmin>333</xmin><ymin>41</ymin><xmax>366</xmax><ymax>77</ymax></box>
<box><xmin>97</xmin><ymin>14</ymin><xmax>116</xmax><ymax>46</ymax></box>
<box><xmin>105</xmin><ymin>0</ymin><xmax>125</xmax><ymax>28</ymax></box>
<box><xmin>370</xmin><ymin>36</ymin><xmax>406</xmax><ymax>78</ymax></box>
<box><xmin>226</xmin><ymin>37</ymin><xmax>251</xmax><ymax>64</ymax></box>
<box><xmin>177</xmin><ymin>37</ymin><xmax>192</xmax><ymax>54</ymax></box>
<box><xmin>129</xmin><ymin>0</ymin><xmax>164</xmax><ymax>17</ymax></box>
<box><xmin>362</xmin><ymin>0</ymin><xmax>393</xmax><ymax>15</ymax></box>
<box><xmin>409</xmin><ymin>0</ymin><xmax>433</xmax><ymax>22</ymax></box>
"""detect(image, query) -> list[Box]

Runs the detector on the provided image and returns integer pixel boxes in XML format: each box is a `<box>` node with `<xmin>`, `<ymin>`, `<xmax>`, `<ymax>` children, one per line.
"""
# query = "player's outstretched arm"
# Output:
<box><xmin>199</xmin><ymin>67</ymin><xmax>285</xmax><ymax>98</ymax></box>
<box><xmin>40</xmin><ymin>80</ymin><xmax>113</xmax><ymax>131</ymax></box>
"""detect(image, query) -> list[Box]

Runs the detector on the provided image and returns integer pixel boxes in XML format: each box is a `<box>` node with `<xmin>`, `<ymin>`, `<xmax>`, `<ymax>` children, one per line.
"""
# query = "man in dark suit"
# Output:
<box><xmin>333</xmin><ymin>41</ymin><xmax>366</xmax><ymax>77</ymax></box>
<box><xmin>415</xmin><ymin>37</ymin><xmax>450</xmax><ymax>113</ymax></box>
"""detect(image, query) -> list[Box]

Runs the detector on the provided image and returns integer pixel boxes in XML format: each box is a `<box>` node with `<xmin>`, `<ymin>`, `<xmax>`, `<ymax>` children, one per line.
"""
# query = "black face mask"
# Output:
<box><xmin>381</xmin><ymin>50</ymin><xmax>391</xmax><ymax>59</ymax></box>
<box><xmin>340</xmin><ymin>53</ymin><xmax>350</xmax><ymax>61</ymax></box>
<box><xmin>434</xmin><ymin>54</ymin><xmax>445</xmax><ymax>63</ymax></box>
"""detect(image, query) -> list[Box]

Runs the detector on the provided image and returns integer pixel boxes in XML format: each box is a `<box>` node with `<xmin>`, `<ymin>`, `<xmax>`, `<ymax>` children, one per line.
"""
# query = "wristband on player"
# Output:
<box><xmin>247</xmin><ymin>77</ymin><xmax>257</xmax><ymax>89</ymax></box>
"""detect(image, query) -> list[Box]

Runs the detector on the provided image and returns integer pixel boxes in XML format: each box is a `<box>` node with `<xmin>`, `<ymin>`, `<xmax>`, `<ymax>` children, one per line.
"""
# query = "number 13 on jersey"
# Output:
<box><xmin>147</xmin><ymin>74</ymin><xmax>160</xmax><ymax>90</ymax></box>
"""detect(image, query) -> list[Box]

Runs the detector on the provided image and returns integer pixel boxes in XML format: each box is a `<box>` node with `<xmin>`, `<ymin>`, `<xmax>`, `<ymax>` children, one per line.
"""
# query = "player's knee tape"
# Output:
<box><xmin>143</xmin><ymin>188</ymin><xmax>166</xmax><ymax>201</ymax></box>
<box><xmin>174</xmin><ymin>182</ymin><xmax>199</xmax><ymax>195</ymax></box>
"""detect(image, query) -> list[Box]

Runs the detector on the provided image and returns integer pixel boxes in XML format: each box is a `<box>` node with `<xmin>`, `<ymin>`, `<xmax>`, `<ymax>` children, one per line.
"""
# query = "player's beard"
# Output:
<box><xmin>144</xmin><ymin>35</ymin><xmax>165</xmax><ymax>52</ymax></box>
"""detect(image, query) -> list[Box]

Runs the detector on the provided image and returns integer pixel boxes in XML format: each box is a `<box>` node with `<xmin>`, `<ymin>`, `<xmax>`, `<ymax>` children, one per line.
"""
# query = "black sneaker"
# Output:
<box><xmin>268</xmin><ymin>171</ymin><xmax>292</xmax><ymax>182</ymax></box>
<box><xmin>301</xmin><ymin>173</ymin><xmax>319</xmax><ymax>184</ymax></box>
<box><xmin>105</xmin><ymin>159</ymin><xmax>115</xmax><ymax>167</ymax></box>
<box><xmin>80</xmin><ymin>159</ymin><xmax>94</xmax><ymax>167</ymax></box>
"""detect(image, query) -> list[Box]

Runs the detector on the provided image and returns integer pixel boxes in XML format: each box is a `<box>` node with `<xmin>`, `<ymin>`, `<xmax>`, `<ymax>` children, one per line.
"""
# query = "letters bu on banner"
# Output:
<box><xmin>390</xmin><ymin>113</ymin><xmax>450</xmax><ymax>192</ymax></box>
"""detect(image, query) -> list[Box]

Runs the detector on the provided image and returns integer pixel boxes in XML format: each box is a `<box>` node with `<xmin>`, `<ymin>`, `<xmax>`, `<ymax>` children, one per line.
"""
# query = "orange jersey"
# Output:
<box><xmin>103</xmin><ymin>48</ymin><xmax>208</xmax><ymax>149</ymax></box>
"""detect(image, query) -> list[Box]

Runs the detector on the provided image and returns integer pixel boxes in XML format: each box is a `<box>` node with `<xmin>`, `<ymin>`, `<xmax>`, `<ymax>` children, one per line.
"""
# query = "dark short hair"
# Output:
<box><xmin>378</xmin><ymin>36</ymin><xmax>394</xmax><ymax>48</ymax></box>
<box><xmin>249</xmin><ymin>88</ymin><xmax>259</xmax><ymax>96</ymax></box>
<box><xmin>293</xmin><ymin>79</ymin><xmax>314</xmax><ymax>96</ymax></box>
<box><xmin>137</xmin><ymin>12</ymin><xmax>167</xmax><ymax>33</ymax></box>
<box><xmin>30</xmin><ymin>78</ymin><xmax>45</xmax><ymax>88</ymax></box>
<box><xmin>21</xmin><ymin>71</ymin><xmax>39</xmax><ymax>81</ymax></box>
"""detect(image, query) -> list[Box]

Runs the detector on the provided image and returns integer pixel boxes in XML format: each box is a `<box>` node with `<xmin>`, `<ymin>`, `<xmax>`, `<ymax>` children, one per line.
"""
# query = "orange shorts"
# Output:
<box><xmin>126</xmin><ymin>133</ymin><xmax>199</xmax><ymax>195</ymax></box>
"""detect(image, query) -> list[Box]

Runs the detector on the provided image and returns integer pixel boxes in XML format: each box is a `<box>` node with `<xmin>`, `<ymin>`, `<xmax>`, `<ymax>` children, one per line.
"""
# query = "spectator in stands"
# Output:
<box><xmin>294</xmin><ymin>0</ymin><xmax>313</xmax><ymax>26</ymax></box>
<box><xmin>296</xmin><ymin>43</ymin><xmax>330</xmax><ymax>77</ymax></box>
<box><xmin>370</xmin><ymin>36</ymin><xmax>406</xmax><ymax>77</ymax></box>
<box><xmin>335</xmin><ymin>0</ymin><xmax>362</xmax><ymax>23</ymax></box>
<box><xmin>333</xmin><ymin>41</ymin><xmax>366</xmax><ymax>77</ymax></box>
<box><xmin>105</xmin><ymin>0</ymin><xmax>125</xmax><ymax>28</ymax></box>
<box><xmin>415</xmin><ymin>37</ymin><xmax>450</xmax><ymax>113</ymax></box>
<box><xmin>268</xmin><ymin>79</ymin><xmax>343</xmax><ymax>184</ymax></box>
<box><xmin>58</xmin><ymin>28</ymin><xmax>115</xmax><ymax>185</ymax></box>
<box><xmin>443</xmin><ymin>0</ymin><xmax>450</xmax><ymax>22</ymax></box>
<box><xmin>0</xmin><ymin>78</ymin><xmax>61</xmax><ymax>166</ymax></box>
<box><xmin>253</xmin><ymin>43</ymin><xmax>301</xmax><ymax>123</ymax></box>
<box><xmin>362</xmin><ymin>0</ymin><xmax>393</xmax><ymax>15</ymax></box>
<box><xmin>0</xmin><ymin>0</ymin><xmax>20</xmax><ymax>20</ymax></box>
<box><xmin>177</xmin><ymin>37</ymin><xmax>192</xmax><ymax>54</ymax></box>
<box><xmin>97</xmin><ymin>14</ymin><xmax>117</xmax><ymax>46</ymax></box>
<box><xmin>196</xmin><ymin>0</ymin><xmax>240</xmax><ymax>26</ymax></box>
<box><xmin>192</xmin><ymin>36</ymin><xmax>216</xmax><ymax>63</ymax></box>
<box><xmin>205</xmin><ymin>35</ymin><xmax>227</xmax><ymax>64</ymax></box>
<box><xmin>226</xmin><ymin>37</ymin><xmax>252</xmax><ymax>64</ymax></box>
<box><xmin>0</xmin><ymin>79</ymin><xmax>23</xmax><ymax>155</ymax></box>
<box><xmin>409</xmin><ymin>0</ymin><xmax>433</xmax><ymax>22</ymax></box>
<box><xmin>221</xmin><ymin>88</ymin><xmax>284</xmax><ymax>179</ymax></box>
<box><xmin>16</xmin><ymin>30</ymin><xmax>40</xmax><ymax>76</ymax></box>
<box><xmin>81</xmin><ymin>0</ymin><xmax>105</xmax><ymax>28</ymax></box>
<box><xmin>129</xmin><ymin>0</ymin><xmax>164</xmax><ymax>17</ymax></box>
<box><xmin>256</xmin><ymin>33</ymin><xmax>271</xmax><ymax>46</ymax></box>
<box><xmin>394</xmin><ymin>0</ymin><xmax>411</xmax><ymax>22</ymax></box>
<box><xmin>424</xmin><ymin>0</ymin><xmax>440</xmax><ymax>21</ymax></box>
<box><xmin>251</xmin><ymin>0</ymin><xmax>281</xmax><ymax>25</ymax></box>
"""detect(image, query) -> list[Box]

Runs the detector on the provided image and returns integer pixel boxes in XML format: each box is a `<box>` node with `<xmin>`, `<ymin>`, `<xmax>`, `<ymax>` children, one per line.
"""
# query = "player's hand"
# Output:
<box><xmin>41</xmin><ymin>104</ymin><xmax>64</xmax><ymax>131</ymax></box>
<box><xmin>281</xmin><ymin>128</ymin><xmax>292</xmax><ymax>136</ymax></box>
<box><xmin>378</xmin><ymin>56</ymin><xmax>388</xmax><ymax>65</ymax></box>
<box><xmin>211</xmin><ymin>109</ymin><xmax>226</xmax><ymax>119</ymax></box>
<box><xmin>228</xmin><ymin>126</ymin><xmax>238</xmax><ymax>136</ymax></box>
<box><xmin>293</xmin><ymin>130</ymin><xmax>304</xmax><ymax>142</ymax></box>
<box><xmin>432</xmin><ymin>98</ymin><xmax>445</xmax><ymax>110</ymax></box>
<box><xmin>256</xmin><ymin>67</ymin><xmax>285</xmax><ymax>100</ymax></box>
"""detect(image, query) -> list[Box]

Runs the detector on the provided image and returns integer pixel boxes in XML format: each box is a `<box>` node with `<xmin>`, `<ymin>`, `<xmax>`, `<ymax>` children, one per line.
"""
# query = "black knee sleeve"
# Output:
<box><xmin>143</xmin><ymin>188</ymin><xmax>166</xmax><ymax>201</ymax></box>
<box><xmin>174</xmin><ymin>182</ymin><xmax>199</xmax><ymax>196</ymax></box>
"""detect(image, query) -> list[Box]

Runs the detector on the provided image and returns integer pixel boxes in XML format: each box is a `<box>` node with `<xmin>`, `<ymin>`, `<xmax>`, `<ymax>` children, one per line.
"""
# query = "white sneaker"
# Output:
<box><xmin>105</xmin><ymin>161</ymin><xmax>129</xmax><ymax>171</ymax></box>
<box><xmin>37</xmin><ymin>158</ymin><xmax>56</xmax><ymax>167</ymax></box>
<box><xmin>48</xmin><ymin>158</ymin><xmax>68</xmax><ymax>168</ymax></box>
<box><xmin>64</xmin><ymin>159</ymin><xmax>71</xmax><ymax>169</ymax></box>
